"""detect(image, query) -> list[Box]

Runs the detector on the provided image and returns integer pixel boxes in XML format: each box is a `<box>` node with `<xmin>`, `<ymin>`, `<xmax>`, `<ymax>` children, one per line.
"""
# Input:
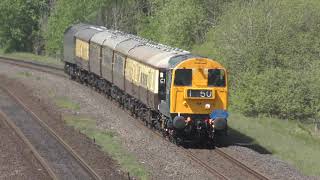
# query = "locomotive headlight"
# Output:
<box><xmin>205</xmin><ymin>103</ymin><xmax>211</xmax><ymax>110</ymax></box>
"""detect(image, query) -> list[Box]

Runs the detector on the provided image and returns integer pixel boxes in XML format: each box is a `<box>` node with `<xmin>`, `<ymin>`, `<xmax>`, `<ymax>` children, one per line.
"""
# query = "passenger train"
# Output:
<box><xmin>63</xmin><ymin>23</ymin><xmax>228</xmax><ymax>145</ymax></box>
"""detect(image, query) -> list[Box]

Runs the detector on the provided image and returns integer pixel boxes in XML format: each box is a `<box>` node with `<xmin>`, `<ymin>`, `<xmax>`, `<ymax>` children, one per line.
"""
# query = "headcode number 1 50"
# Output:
<box><xmin>188</xmin><ymin>90</ymin><xmax>212</xmax><ymax>98</ymax></box>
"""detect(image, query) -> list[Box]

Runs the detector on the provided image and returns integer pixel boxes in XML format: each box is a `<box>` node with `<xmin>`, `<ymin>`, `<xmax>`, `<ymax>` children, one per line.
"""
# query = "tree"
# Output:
<box><xmin>45</xmin><ymin>0</ymin><xmax>107</xmax><ymax>55</ymax></box>
<box><xmin>0</xmin><ymin>0</ymin><xmax>48</xmax><ymax>52</ymax></box>
<box><xmin>138</xmin><ymin>0</ymin><xmax>208</xmax><ymax>50</ymax></box>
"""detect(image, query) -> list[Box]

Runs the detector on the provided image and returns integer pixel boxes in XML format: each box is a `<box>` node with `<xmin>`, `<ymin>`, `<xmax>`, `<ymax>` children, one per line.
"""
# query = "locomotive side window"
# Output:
<box><xmin>208</xmin><ymin>69</ymin><xmax>226</xmax><ymax>87</ymax></box>
<box><xmin>174</xmin><ymin>69</ymin><xmax>192</xmax><ymax>86</ymax></box>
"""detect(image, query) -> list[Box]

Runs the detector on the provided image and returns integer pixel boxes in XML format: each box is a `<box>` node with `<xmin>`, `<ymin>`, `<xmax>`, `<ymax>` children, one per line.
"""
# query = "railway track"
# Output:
<box><xmin>134</xmin><ymin>117</ymin><xmax>269</xmax><ymax>180</ymax></box>
<box><xmin>182</xmin><ymin>147</ymin><xmax>230</xmax><ymax>180</ymax></box>
<box><xmin>0</xmin><ymin>108</ymin><xmax>58</xmax><ymax>180</ymax></box>
<box><xmin>0</xmin><ymin>111</ymin><xmax>54</xmax><ymax>179</ymax></box>
<box><xmin>135</xmin><ymin>122</ymin><xmax>230</xmax><ymax>179</ymax></box>
<box><xmin>0</xmin><ymin>56</ymin><xmax>269</xmax><ymax>180</ymax></box>
<box><xmin>214</xmin><ymin>148</ymin><xmax>269</xmax><ymax>180</ymax></box>
<box><xmin>0</xmin><ymin>85</ymin><xmax>101</xmax><ymax>180</ymax></box>
<box><xmin>0</xmin><ymin>56</ymin><xmax>66</xmax><ymax>78</ymax></box>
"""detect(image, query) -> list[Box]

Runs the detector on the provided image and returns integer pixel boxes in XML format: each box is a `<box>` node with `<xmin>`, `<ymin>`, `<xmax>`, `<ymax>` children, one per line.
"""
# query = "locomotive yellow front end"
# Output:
<box><xmin>171</xmin><ymin>58</ymin><xmax>227</xmax><ymax>115</ymax></box>
<box><xmin>168</xmin><ymin>57</ymin><xmax>228</xmax><ymax>144</ymax></box>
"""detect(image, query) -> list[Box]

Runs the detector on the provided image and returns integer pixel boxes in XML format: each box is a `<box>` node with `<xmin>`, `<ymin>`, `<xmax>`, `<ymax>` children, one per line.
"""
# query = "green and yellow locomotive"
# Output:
<box><xmin>63</xmin><ymin>24</ymin><xmax>228</xmax><ymax>144</ymax></box>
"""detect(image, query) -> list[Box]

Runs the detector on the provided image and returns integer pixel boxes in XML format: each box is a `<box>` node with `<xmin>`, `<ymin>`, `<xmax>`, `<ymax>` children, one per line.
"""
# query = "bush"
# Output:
<box><xmin>138</xmin><ymin>0</ymin><xmax>208</xmax><ymax>50</ymax></box>
<box><xmin>233</xmin><ymin>69</ymin><xmax>315</xmax><ymax>119</ymax></box>
<box><xmin>193</xmin><ymin>0</ymin><xmax>320</xmax><ymax>120</ymax></box>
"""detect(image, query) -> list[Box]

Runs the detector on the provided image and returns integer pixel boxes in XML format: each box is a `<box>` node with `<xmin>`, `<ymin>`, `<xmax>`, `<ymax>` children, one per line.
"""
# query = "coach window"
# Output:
<box><xmin>208</xmin><ymin>69</ymin><xmax>226</xmax><ymax>87</ymax></box>
<box><xmin>174</xmin><ymin>69</ymin><xmax>192</xmax><ymax>86</ymax></box>
<box><xmin>103</xmin><ymin>47</ymin><xmax>113</xmax><ymax>66</ymax></box>
<box><xmin>114</xmin><ymin>53</ymin><xmax>124</xmax><ymax>73</ymax></box>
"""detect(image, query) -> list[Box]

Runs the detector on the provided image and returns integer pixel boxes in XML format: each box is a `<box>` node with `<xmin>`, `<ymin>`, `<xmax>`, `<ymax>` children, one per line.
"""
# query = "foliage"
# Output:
<box><xmin>138</xmin><ymin>0</ymin><xmax>208</xmax><ymax>50</ymax></box>
<box><xmin>98</xmin><ymin>0</ymin><xmax>145</xmax><ymax>33</ymax></box>
<box><xmin>194</xmin><ymin>0</ymin><xmax>320</xmax><ymax>120</ymax></box>
<box><xmin>0</xmin><ymin>0</ymin><xmax>48</xmax><ymax>52</ymax></box>
<box><xmin>233</xmin><ymin>69</ymin><xmax>315</xmax><ymax>119</ymax></box>
<box><xmin>45</xmin><ymin>0</ymin><xmax>108</xmax><ymax>55</ymax></box>
<box><xmin>45</xmin><ymin>0</ymin><xmax>230</xmax><ymax>54</ymax></box>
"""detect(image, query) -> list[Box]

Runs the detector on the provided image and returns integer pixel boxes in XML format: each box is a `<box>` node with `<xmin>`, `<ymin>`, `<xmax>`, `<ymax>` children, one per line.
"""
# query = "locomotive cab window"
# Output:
<box><xmin>208</xmin><ymin>69</ymin><xmax>226</xmax><ymax>87</ymax></box>
<box><xmin>174</xmin><ymin>69</ymin><xmax>192</xmax><ymax>86</ymax></box>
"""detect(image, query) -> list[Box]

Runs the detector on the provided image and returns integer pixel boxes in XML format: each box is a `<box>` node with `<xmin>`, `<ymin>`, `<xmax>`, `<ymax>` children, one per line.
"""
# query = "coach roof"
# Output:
<box><xmin>75</xmin><ymin>26</ymin><xmax>105</xmax><ymax>42</ymax></box>
<box><xmin>74</xmin><ymin>23</ymin><xmax>191</xmax><ymax>69</ymax></box>
<box><xmin>90</xmin><ymin>31</ymin><xmax>113</xmax><ymax>45</ymax></box>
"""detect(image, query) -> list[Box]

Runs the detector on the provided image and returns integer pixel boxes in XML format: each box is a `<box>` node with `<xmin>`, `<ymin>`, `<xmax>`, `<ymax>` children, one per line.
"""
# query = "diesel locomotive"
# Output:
<box><xmin>63</xmin><ymin>23</ymin><xmax>228</xmax><ymax>144</ymax></box>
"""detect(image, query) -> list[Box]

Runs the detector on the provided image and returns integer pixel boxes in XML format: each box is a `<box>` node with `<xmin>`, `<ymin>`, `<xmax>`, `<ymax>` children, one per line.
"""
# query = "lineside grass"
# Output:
<box><xmin>53</xmin><ymin>96</ymin><xmax>149</xmax><ymax>179</ymax></box>
<box><xmin>54</xmin><ymin>97</ymin><xmax>80</xmax><ymax>111</ymax></box>
<box><xmin>16</xmin><ymin>71</ymin><xmax>41</xmax><ymax>81</ymax></box>
<box><xmin>0</xmin><ymin>48</ymin><xmax>62</xmax><ymax>66</ymax></box>
<box><xmin>229</xmin><ymin>112</ymin><xmax>320</xmax><ymax>176</ymax></box>
<box><xmin>63</xmin><ymin>115</ymin><xmax>149</xmax><ymax>180</ymax></box>
<box><xmin>17</xmin><ymin>71</ymin><xmax>33</xmax><ymax>78</ymax></box>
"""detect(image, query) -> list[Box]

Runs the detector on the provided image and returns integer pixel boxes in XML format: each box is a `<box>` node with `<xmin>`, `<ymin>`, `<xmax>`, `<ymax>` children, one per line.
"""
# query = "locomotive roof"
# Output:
<box><xmin>70</xmin><ymin>23</ymin><xmax>190</xmax><ymax>69</ymax></box>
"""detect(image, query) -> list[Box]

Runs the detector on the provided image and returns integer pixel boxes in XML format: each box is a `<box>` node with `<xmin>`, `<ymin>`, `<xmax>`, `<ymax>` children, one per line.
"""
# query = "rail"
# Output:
<box><xmin>0</xmin><ymin>56</ymin><xmax>66</xmax><ymax>78</ymax></box>
<box><xmin>0</xmin><ymin>85</ymin><xmax>101</xmax><ymax>180</ymax></box>
<box><xmin>0</xmin><ymin>110</ymin><xmax>59</xmax><ymax>180</ymax></box>
<box><xmin>214</xmin><ymin>148</ymin><xmax>269</xmax><ymax>180</ymax></box>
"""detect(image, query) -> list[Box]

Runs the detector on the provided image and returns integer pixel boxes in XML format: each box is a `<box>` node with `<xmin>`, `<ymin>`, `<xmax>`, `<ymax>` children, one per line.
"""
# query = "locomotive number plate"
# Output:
<box><xmin>187</xmin><ymin>89</ymin><xmax>213</xmax><ymax>98</ymax></box>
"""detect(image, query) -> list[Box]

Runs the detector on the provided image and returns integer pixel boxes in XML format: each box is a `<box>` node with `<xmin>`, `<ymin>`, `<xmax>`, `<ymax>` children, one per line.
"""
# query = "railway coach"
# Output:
<box><xmin>63</xmin><ymin>23</ymin><xmax>228</xmax><ymax>144</ymax></box>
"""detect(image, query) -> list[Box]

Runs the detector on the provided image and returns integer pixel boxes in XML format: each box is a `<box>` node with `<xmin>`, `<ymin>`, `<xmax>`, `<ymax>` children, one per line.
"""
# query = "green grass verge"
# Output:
<box><xmin>54</xmin><ymin>97</ymin><xmax>80</xmax><ymax>111</ymax></box>
<box><xmin>63</xmin><ymin>115</ymin><xmax>149</xmax><ymax>180</ymax></box>
<box><xmin>0</xmin><ymin>48</ymin><xmax>63</xmax><ymax>66</ymax></box>
<box><xmin>229</xmin><ymin>112</ymin><xmax>320</xmax><ymax>176</ymax></box>
<box><xmin>16</xmin><ymin>70</ymin><xmax>42</xmax><ymax>81</ymax></box>
<box><xmin>17</xmin><ymin>71</ymin><xmax>33</xmax><ymax>77</ymax></box>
